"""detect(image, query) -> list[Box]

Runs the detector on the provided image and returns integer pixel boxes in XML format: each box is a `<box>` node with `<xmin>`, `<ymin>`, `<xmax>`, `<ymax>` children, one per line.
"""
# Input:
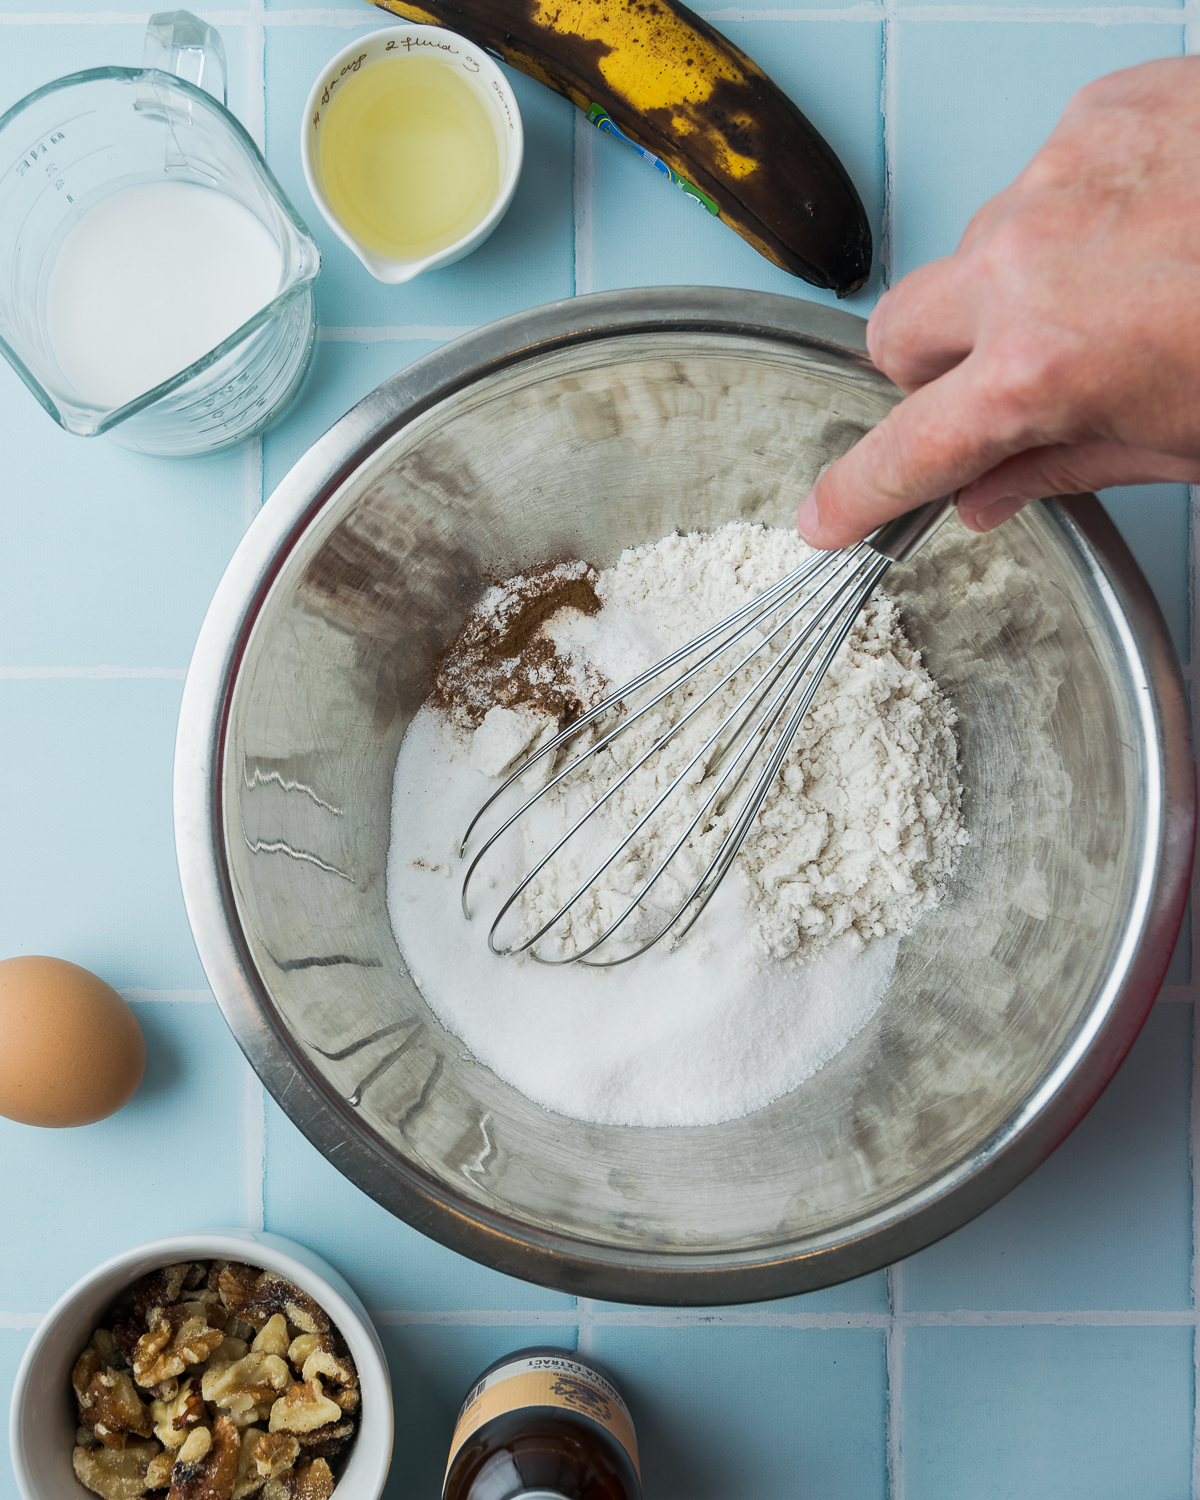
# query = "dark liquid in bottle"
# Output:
<box><xmin>443</xmin><ymin>1345</ymin><xmax>642</xmax><ymax>1500</ymax></box>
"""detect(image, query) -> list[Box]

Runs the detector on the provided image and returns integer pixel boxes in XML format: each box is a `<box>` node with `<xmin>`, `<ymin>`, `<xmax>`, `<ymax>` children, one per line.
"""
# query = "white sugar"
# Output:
<box><xmin>387</xmin><ymin>706</ymin><xmax>898</xmax><ymax>1127</ymax></box>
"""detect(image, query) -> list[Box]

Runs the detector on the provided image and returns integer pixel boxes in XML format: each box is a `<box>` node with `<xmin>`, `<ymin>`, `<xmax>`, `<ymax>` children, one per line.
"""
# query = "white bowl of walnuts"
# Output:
<box><xmin>8</xmin><ymin>1229</ymin><xmax>393</xmax><ymax>1500</ymax></box>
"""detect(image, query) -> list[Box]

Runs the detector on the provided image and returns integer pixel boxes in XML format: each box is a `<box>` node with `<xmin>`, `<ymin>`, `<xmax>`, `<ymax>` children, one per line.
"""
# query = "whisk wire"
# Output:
<box><xmin>668</xmin><ymin>554</ymin><xmax>892</xmax><ymax>953</ymax></box>
<box><xmin>460</xmin><ymin>546</ymin><xmax>860</xmax><ymax>925</ymax></box>
<box><xmin>459</xmin><ymin>495</ymin><xmax>954</xmax><ymax>967</ymax></box>
<box><xmin>458</xmin><ymin>547</ymin><xmax>837</xmax><ymax>861</ymax></box>
<box><xmin>573</xmin><ymin>551</ymin><xmax>892</xmax><ymax>965</ymax></box>
<box><xmin>471</xmin><ymin>545</ymin><xmax>874</xmax><ymax>957</ymax></box>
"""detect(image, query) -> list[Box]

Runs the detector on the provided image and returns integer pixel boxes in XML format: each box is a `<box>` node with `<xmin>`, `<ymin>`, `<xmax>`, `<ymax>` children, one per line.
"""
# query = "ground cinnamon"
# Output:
<box><xmin>431</xmin><ymin>560</ymin><xmax>607</xmax><ymax>729</ymax></box>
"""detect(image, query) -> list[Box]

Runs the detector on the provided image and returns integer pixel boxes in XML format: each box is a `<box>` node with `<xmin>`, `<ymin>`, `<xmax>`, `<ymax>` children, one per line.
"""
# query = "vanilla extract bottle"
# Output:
<box><xmin>442</xmin><ymin>1346</ymin><xmax>643</xmax><ymax>1500</ymax></box>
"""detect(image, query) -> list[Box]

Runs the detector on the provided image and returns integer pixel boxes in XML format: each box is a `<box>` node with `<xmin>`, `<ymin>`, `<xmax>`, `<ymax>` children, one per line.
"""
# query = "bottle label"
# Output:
<box><xmin>443</xmin><ymin>1352</ymin><xmax>640</xmax><ymax>1485</ymax></box>
<box><xmin>585</xmin><ymin>103</ymin><xmax>719</xmax><ymax>214</ymax></box>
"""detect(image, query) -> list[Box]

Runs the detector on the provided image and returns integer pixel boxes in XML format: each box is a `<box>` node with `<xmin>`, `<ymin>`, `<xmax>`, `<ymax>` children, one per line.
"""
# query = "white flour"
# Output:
<box><xmin>387</xmin><ymin>522</ymin><xmax>967</xmax><ymax>1127</ymax></box>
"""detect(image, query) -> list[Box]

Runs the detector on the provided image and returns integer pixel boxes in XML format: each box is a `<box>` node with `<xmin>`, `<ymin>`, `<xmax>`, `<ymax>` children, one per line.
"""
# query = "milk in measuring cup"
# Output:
<box><xmin>46</xmin><ymin>181</ymin><xmax>283</xmax><ymax>410</ymax></box>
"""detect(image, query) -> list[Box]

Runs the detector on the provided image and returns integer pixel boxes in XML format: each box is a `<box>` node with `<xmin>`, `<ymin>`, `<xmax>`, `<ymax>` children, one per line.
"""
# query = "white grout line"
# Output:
<box><xmin>370</xmin><ymin>1309</ymin><xmax>580</xmax><ymax>1327</ymax></box>
<box><xmin>1</xmin><ymin>5</ymin><xmax>1191</xmax><ymax>23</ymax></box>
<box><xmin>880</xmin><ymin>0</ymin><xmax>897</xmax><ymax>292</ymax></box>
<box><xmin>5</xmin><ymin>1301</ymin><xmax>1200</xmax><ymax>1327</ymax></box>
<box><xmin>242</xmin><ymin>433</ymin><xmax>264</xmax><ymax>532</ymax></box>
<box><xmin>243</xmin><ymin>1058</ymin><xmax>267</xmax><ymax>1235</ymax></box>
<box><xmin>892</xmin><ymin>3</ymin><xmax>1189</xmax><ymax>17</ymax></box>
<box><xmin>2</xmin><ymin>4</ymin><xmax>1188</xmax><ymax>24</ymax></box>
<box><xmin>573</xmin><ymin>109</ymin><xmax>596</xmax><ymax>298</ymax></box>
<box><xmin>0</xmin><ymin>666</ymin><xmax>186</xmax><ymax>679</ymax></box>
<box><xmin>885</xmin><ymin>1263</ymin><xmax>904</xmax><ymax>1500</ymax></box>
<box><xmin>317</xmin><ymin>325</ymin><xmax>477</xmax><ymax>343</ymax></box>
<box><xmin>120</xmin><ymin>988</ymin><xmax>216</xmax><ymax>1003</ymax></box>
<box><xmin>575</xmin><ymin>1297</ymin><xmax>599</xmax><ymax>1356</ymax></box>
<box><xmin>706</xmin><ymin>3</ymin><xmax>885</xmax><ymax>15</ymax></box>
<box><xmin>366</xmin><ymin>1306</ymin><xmax>1200</xmax><ymax>1329</ymax></box>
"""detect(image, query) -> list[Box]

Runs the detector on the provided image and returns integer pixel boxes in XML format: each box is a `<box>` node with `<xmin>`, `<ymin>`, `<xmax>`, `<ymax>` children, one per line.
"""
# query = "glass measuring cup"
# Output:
<box><xmin>0</xmin><ymin>12</ymin><xmax>321</xmax><ymax>456</ymax></box>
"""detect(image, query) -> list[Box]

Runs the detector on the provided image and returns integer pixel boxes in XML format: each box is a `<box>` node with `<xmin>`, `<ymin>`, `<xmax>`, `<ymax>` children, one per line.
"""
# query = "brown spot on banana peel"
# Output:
<box><xmin>365</xmin><ymin>0</ymin><xmax>871</xmax><ymax>294</ymax></box>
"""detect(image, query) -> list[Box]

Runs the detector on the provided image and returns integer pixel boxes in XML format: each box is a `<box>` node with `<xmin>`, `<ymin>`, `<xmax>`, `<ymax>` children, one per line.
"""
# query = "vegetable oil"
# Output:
<box><xmin>443</xmin><ymin>1346</ymin><xmax>642</xmax><ymax>1500</ymax></box>
<box><xmin>318</xmin><ymin>54</ymin><xmax>500</xmax><ymax>260</ymax></box>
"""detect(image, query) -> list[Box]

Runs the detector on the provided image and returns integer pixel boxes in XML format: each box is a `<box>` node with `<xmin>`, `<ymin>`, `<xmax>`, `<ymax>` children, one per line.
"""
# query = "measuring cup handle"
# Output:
<box><xmin>143</xmin><ymin>10</ymin><xmax>228</xmax><ymax>106</ymax></box>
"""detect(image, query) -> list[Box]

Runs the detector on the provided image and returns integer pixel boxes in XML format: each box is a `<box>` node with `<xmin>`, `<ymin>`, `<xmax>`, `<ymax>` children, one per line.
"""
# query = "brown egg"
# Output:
<box><xmin>0</xmin><ymin>956</ymin><xmax>146</xmax><ymax>1127</ymax></box>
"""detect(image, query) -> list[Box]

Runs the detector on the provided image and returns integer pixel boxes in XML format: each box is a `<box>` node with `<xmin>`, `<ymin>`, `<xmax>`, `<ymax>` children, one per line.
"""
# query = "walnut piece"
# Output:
<box><xmin>203</xmin><ymin>1353</ymin><xmax>293</xmax><ymax>1427</ymax></box>
<box><xmin>254</xmin><ymin>1432</ymin><xmax>300</xmax><ymax>1481</ymax></box>
<box><xmin>216</xmin><ymin>1265</ymin><xmax>260</xmax><ymax>1322</ymax></box>
<box><xmin>85</xmin><ymin>1369</ymin><xmax>155</xmax><ymax>1449</ymax></box>
<box><xmin>91</xmin><ymin>1328</ymin><xmax>125</xmax><ymax>1368</ymax></box>
<box><xmin>220</xmin><ymin>1270</ymin><xmax>328</xmax><ymax>1337</ymax></box>
<box><xmin>263</xmin><ymin>1459</ymin><xmax>335</xmax><ymax>1500</ymax></box>
<box><xmin>167</xmin><ymin>1416</ymin><xmax>240</xmax><ymax>1500</ymax></box>
<box><xmin>74</xmin><ymin>1349</ymin><xmax>103</xmax><ymax>1410</ymax></box>
<box><xmin>210</xmin><ymin>1337</ymin><xmax>250</xmax><ymax>1366</ymax></box>
<box><xmin>298</xmin><ymin>1349</ymin><xmax>355</xmax><ymax>1392</ymax></box>
<box><xmin>284</xmin><ymin>1336</ymin><xmax>322</xmax><ymax>1374</ymax></box>
<box><xmin>231</xmin><ymin>1427</ymin><xmax>267</xmax><ymax>1500</ymax></box>
<box><xmin>132</xmin><ymin>1265</ymin><xmax>193</xmax><ymax>1321</ymax></box>
<box><xmin>267</xmin><ymin>1379</ymin><xmax>342</xmax><ymax>1436</ymax></box>
<box><xmin>133</xmin><ymin>1307</ymin><xmax>226</xmax><ymax>1387</ymax></box>
<box><xmin>72</xmin><ymin>1439</ymin><xmax>160</xmax><ymax>1499</ymax></box>
<box><xmin>145</xmin><ymin>1452</ymin><xmax>176</xmax><ymax>1490</ymax></box>
<box><xmin>175</xmin><ymin>1429</ymin><xmax>211</xmax><ymax>1466</ymax></box>
<box><xmin>151</xmin><ymin>1378</ymin><xmax>206</xmax><ymax>1450</ymax></box>
<box><xmin>295</xmin><ymin>1420</ymin><xmax>354</xmax><ymax>1462</ymax></box>
<box><xmin>252</xmin><ymin>1316</ymin><xmax>290</xmax><ymax>1359</ymax></box>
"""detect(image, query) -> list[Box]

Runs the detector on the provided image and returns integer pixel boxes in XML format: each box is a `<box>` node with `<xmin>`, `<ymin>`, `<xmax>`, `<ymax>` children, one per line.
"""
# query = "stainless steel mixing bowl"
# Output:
<box><xmin>175</xmin><ymin>288</ymin><xmax>1193</xmax><ymax>1305</ymax></box>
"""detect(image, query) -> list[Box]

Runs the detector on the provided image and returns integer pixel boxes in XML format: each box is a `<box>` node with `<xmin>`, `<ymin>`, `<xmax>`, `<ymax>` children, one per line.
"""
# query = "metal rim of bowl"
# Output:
<box><xmin>174</xmin><ymin>287</ymin><xmax>1195</xmax><ymax>1305</ymax></box>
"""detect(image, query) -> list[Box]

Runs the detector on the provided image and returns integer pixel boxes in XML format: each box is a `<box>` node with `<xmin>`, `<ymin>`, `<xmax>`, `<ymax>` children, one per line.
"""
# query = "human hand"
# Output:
<box><xmin>798</xmin><ymin>56</ymin><xmax>1200</xmax><ymax>549</ymax></box>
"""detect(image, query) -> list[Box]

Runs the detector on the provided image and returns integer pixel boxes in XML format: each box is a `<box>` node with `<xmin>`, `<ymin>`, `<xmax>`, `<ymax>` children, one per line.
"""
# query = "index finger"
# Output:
<box><xmin>797</xmin><ymin>359</ymin><xmax>1029</xmax><ymax>549</ymax></box>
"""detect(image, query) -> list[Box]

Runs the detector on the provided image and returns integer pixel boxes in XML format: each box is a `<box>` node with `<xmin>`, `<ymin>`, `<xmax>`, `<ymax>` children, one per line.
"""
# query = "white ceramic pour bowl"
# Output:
<box><xmin>301</xmin><ymin>25</ymin><xmax>524</xmax><ymax>284</ymax></box>
<box><xmin>9</xmin><ymin>1229</ymin><xmax>393</xmax><ymax>1500</ymax></box>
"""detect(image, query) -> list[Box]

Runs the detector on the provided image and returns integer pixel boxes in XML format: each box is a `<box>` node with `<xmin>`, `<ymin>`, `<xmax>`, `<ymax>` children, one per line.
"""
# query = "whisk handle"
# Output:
<box><xmin>868</xmin><ymin>495</ymin><xmax>958</xmax><ymax>563</ymax></box>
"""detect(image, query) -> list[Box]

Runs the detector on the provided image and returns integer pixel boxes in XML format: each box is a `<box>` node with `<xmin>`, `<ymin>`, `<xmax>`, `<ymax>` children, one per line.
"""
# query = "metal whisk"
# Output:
<box><xmin>460</xmin><ymin>497</ymin><xmax>956</xmax><ymax>966</ymax></box>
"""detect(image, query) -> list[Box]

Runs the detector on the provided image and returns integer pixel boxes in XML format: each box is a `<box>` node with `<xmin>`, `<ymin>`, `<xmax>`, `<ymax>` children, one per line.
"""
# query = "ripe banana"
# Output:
<box><xmin>364</xmin><ymin>0</ymin><xmax>872</xmax><ymax>296</ymax></box>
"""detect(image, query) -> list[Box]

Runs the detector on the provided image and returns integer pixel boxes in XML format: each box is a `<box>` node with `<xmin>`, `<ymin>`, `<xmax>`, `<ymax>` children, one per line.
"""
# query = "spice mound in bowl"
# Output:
<box><xmin>69</xmin><ymin>1259</ymin><xmax>358</xmax><ymax>1500</ymax></box>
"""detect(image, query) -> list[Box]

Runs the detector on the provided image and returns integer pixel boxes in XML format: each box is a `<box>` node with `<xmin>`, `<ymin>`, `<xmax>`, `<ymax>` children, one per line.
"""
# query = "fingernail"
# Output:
<box><xmin>960</xmin><ymin>495</ymin><xmax>1025</xmax><ymax>533</ymax></box>
<box><xmin>797</xmin><ymin>491</ymin><xmax>820</xmax><ymax>542</ymax></box>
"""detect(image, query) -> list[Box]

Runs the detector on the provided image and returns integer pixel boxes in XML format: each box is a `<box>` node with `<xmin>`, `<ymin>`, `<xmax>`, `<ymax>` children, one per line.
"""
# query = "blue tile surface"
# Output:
<box><xmin>0</xmin><ymin>9</ymin><xmax>1197</xmax><ymax>1500</ymax></box>
<box><xmin>589</xmin><ymin>1326</ymin><xmax>888</xmax><ymax>1500</ymax></box>
<box><xmin>0</xmin><ymin>360</ymin><xmax>247</xmax><ymax>669</ymax></box>
<box><xmin>0</xmin><ymin>1002</ymin><xmax>247</xmax><ymax>1311</ymax></box>
<box><xmin>903</xmin><ymin>1325</ymin><xmax>1194</xmax><ymax>1500</ymax></box>
<box><xmin>0</xmin><ymin>18</ymin><xmax>259</xmax><ymax>126</ymax></box>
<box><xmin>901</xmin><ymin>1004</ymin><xmax>1193</xmax><ymax>1312</ymax></box>
<box><xmin>890</xmin><ymin>24</ymin><xmax>1185</xmax><ymax>280</ymax></box>
<box><xmin>1101</xmin><ymin>484</ymin><xmax>1191</xmax><ymax>667</ymax></box>
<box><xmin>0</xmin><ymin>681</ymin><xmax>205</xmax><ymax>987</ymax></box>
